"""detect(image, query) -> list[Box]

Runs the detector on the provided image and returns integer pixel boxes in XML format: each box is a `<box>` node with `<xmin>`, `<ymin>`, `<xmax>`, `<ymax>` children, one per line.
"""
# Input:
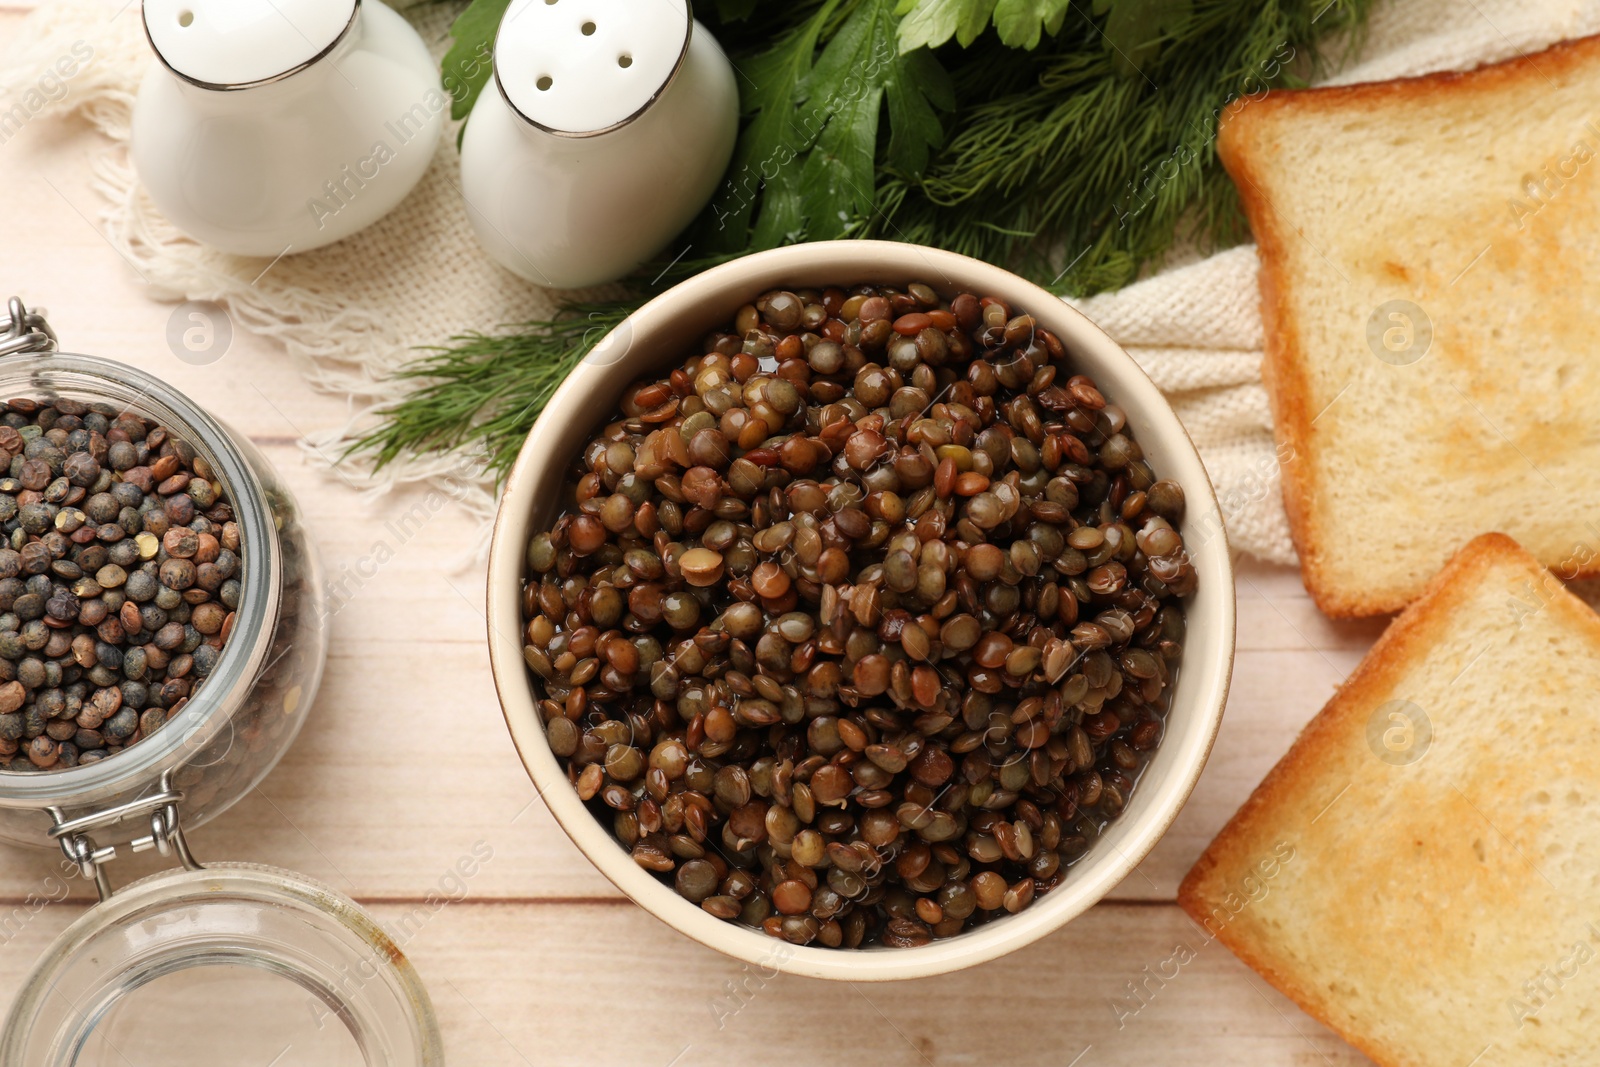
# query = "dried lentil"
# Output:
<box><xmin>0</xmin><ymin>402</ymin><xmax>239</xmax><ymax>772</ymax></box>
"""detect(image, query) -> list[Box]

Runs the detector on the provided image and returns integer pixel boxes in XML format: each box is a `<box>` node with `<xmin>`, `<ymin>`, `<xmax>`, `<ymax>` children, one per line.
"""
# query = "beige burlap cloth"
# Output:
<box><xmin>3</xmin><ymin>0</ymin><xmax>1596</xmax><ymax>560</ymax></box>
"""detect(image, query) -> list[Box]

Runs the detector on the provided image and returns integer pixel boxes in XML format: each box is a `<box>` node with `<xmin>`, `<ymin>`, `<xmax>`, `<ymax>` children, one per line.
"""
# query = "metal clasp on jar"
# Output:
<box><xmin>46</xmin><ymin>769</ymin><xmax>204</xmax><ymax>901</ymax></box>
<box><xmin>0</xmin><ymin>297</ymin><xmax>59</xmax><ymax>357</ymax></box>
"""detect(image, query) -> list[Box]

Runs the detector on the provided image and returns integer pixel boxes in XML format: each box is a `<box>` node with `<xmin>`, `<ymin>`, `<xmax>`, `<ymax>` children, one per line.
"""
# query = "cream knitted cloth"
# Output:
<box><xmin>2</xmin><ymin>0</ymin><xmax>1596</xmax><ymax>560</ymax></box>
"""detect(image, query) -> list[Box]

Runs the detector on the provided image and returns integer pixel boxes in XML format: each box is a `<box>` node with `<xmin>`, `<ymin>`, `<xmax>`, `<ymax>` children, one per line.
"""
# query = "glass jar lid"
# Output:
<box><xmin>1</xmin><ymin>863</ymin><xmax>442</xmax><ymax>1067</ymax></box>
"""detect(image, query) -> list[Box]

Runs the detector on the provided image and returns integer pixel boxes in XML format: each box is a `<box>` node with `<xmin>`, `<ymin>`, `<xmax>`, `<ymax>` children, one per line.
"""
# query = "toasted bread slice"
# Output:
<box><xmin>1219</xmin><ymin>35</ymin><xmax>1600</xmax><ymax>617</ymax></box>
<box><xmin>1180</xmin><ymin>533</ymin><xmax>1600</xmax><ymax>1067</ymax></box>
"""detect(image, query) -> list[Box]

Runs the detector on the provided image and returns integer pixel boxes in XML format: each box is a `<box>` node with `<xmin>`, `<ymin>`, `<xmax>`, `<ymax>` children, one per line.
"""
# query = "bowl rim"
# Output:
<box><xmin>486</xmin><ymin>240</ymin><xmax>1236</xmax><ymax>981</ymax></box>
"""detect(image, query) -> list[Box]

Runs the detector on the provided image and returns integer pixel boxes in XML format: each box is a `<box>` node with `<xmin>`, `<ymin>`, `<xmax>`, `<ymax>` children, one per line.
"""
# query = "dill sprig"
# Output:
<box><xmin>346</xmin><ymin>304</ymin><xmax>631</xmax><ymax>480</ymax></box>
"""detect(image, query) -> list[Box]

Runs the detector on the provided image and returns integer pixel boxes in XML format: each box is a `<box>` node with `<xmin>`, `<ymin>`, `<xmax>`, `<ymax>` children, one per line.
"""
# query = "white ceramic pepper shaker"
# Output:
<box><xmin>132</xmin><ymin>0</ymin><xmax>444</xmax><ymax>257</ymax></box>
<box><xmin>459</xmin><ymin>0</ymin><xmax>739</xmax><ymax>289</ymax></box>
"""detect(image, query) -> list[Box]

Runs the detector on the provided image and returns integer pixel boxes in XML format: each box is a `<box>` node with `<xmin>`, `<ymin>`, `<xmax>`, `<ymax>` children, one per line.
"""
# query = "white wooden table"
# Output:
<box><xmin>0</xmin><ymin>10</ymin><xmax>1390</xmax><ymax>1061</ymax></box>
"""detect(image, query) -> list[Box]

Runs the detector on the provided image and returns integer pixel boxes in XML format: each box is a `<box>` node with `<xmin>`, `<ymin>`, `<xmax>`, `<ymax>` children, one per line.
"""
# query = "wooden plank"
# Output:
<box><xmin>0</xmin><ymin>898</ymin><xmax>1373</xmax><ymax>1066</ymax></box>
<box><xmin>0</xmin><ymin>559</ymin><xmax>1375</xmax><ymax>904</ymax></box>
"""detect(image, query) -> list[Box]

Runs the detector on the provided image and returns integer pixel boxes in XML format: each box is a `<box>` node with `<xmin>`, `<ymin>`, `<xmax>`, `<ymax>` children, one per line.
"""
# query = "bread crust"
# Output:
<box><xmin>1218</xmin><ymin>34</ymin><xmax>1600</xmax><ymax>618</ymax></box>
<box><xmin>1177</xmin><ymin>532</ymin><xmax>1600</xmax><ymax>1067</ymax></box>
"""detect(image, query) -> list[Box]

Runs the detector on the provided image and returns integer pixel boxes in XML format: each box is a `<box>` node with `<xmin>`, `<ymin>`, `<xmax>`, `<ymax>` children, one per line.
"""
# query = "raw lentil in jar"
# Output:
<box><xmin>521</xmin><ymin>283</ymin><xmax>1194</xmax><ymax>948</ymax></box>
<box><xmin>0</xmin><ymin>399</ymin><xmax>240</xmax><ymax>772</ymax></box>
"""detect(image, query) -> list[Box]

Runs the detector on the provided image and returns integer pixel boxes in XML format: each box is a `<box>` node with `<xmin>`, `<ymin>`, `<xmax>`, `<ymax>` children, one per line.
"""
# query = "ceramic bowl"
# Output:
<box><xmin>486</xmin><ymin>241</ymin><xmax>1236</xmax><ymax>981</ymax></box>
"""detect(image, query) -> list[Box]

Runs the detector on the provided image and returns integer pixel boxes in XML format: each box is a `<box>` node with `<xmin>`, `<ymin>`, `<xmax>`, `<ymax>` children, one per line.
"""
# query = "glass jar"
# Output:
<box><xmin>0</xmin><ymin>308</ymin><xmax>325</xmax><ymax>857</ymax></box>
<box><xmin>0</xmin><ymin>300</ymin><xmax>440</xmax><ymax>1064</ymax></box>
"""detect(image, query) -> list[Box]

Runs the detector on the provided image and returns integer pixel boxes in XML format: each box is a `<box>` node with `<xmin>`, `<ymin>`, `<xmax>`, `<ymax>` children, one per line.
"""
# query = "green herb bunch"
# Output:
<box><xmin>353</xmin><ymin>0</ymin><xmax>1372</xmax><ymax>479</ymax></box>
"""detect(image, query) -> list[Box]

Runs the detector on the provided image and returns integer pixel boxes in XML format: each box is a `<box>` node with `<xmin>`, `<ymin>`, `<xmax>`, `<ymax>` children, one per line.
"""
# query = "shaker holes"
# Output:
<box><xmin>582</xmin><ymin>21</ymin><xmax>596</xmax><ymax>34</ymax></box>
<box><xmin>618</xmin><ymin>54</ymin><xmax>633</xmax><ymax>68</ymax></box>
<box><xmin>536</xmin><ymin>75</ymin><xmax>554</xmax><ymax>90</ymax></box>
<box><xmin>178</xmin><ymin>10</ymin><xmax>194</xmax><ymax>26</ymax></box>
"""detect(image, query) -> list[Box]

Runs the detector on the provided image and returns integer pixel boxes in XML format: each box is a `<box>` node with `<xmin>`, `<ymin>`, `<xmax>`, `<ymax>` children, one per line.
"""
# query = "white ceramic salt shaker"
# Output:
<box><xmin>459</xmin><ymin>0</ymin><xmax>739</xmax><ymax>289</ymax></box>
<box><xmin>131</xmin><ymin>0</ymin><xmax>445</xmax><ymax>257</ymax></box>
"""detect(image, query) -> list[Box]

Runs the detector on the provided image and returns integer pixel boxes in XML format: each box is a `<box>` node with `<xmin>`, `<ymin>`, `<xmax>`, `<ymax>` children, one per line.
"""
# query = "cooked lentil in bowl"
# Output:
<box><xmin>521</xmin><ymin>282</ymin><xmax>1194</xmax><ymax>948</ymax></box>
